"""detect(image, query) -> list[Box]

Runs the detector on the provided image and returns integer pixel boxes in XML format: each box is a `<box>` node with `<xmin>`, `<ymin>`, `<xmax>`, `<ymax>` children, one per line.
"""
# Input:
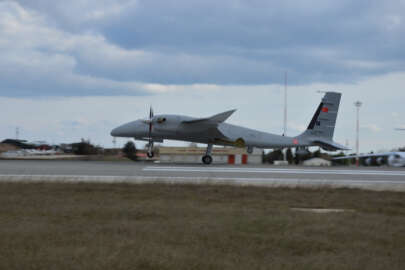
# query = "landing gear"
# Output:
<box><xmin>202</xmin><ymin>143</ymin><xmax>213</xmax><ymax>165</ymax></box>
<box><xmin>202</xmin><ymin>155</ymin><xmax>213</xmax><ymax>165</ymax></box>
<box><xmin>147</xmin><ymin>141</ymin><xmax>154</xmax><ymax>158</ymax></box>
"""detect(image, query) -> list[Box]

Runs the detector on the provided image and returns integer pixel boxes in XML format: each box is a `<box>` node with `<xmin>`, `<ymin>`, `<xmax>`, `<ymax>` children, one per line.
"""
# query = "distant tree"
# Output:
<box><xmin>72</xmin><ymin>139</ymin><xmax>100</xmax><ymax>155</ymax></box>
<box><xmin>286</xmin><ymin>148</ymin><xmax>294</xmax><ymax>164</ymax></box>
<box><xmin>294</xmin><ymin>149</ymin><xmax>312</xmax><ymax>164</ymax></box>
<box><xmin>264</xmin><ymin>149</ymin><xmax>284</xmax><ymax>164</ymax></box>
<box><xmin>313</xmin><ymin>149</ymin><xmax>321</xmax><ymax>158</ymax></box>
<box><xmin>123</xmin><ymin>141</ymin><xmax>137</xmax><ymax>161</ymax></box>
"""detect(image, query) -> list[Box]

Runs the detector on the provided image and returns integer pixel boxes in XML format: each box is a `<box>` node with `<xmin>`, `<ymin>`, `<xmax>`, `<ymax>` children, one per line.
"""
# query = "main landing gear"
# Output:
<box><xmin>147</xmin><ymin>150</ymin><xmax>154</xmax><ymax>158</ymax></box>
<box><xmin>202</xmin><ymin>143</ymin><xmax>213</xmax><ymax>165</ymax></box>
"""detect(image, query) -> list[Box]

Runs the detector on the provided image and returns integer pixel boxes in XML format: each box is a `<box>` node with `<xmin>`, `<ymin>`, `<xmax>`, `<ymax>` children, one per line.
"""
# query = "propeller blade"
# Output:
<box><xmin>149</xmin><ymin>106</ymin><xmax>154</xmax><ymax>119</ymax></box>
<box><xmin>148</xmin><ymin>106</ymin><xmax>153</xmax><ymax>140</ymax></box>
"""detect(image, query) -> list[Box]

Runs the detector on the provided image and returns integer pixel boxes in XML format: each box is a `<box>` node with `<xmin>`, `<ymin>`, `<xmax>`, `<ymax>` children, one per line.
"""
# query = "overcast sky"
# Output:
<box><xmin>1</xmin><ymin>0</ymin><xmax>405</xmax><ymax>152</ymax></box>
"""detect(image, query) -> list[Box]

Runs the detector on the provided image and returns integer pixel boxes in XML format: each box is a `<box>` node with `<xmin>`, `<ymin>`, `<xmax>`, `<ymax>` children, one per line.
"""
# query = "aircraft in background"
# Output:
<box><xmin>111</xmin><ymin>92</ymin><xmax>348</xmax><ymax>164</ymax></box>
<box><xmin>334</xmin><ymin>128</ymin><xmax>405</xmax><ymax>167</ymax></box>
<box><xmin>334</xmin><ymin>152</ymin><xmax>405</xmax><ymax>167</ymax></box>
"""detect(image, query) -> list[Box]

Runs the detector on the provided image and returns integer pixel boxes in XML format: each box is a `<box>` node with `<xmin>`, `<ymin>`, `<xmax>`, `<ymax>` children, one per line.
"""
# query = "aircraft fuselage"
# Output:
<box><xmin>111</xmin><ymin>114</ymin><xmax>311</xmax><ymax>149</ymax></box>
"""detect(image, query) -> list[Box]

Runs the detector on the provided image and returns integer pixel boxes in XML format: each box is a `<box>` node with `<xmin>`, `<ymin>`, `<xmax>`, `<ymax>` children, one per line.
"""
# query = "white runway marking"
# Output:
<box><xmin>143</xmin><ymin>166</ymin><xmax>405</xmax><ymax>177</ymax></box>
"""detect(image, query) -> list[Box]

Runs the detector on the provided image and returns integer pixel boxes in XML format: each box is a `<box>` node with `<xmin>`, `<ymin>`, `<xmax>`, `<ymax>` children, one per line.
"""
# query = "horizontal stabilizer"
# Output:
<box><xmin>312</xmin><ymin>139</ymin><xmax>350</xmax><ymax>151</ymax></box>
<box><xmin>182</xmin><ymin>109</ymin><xmax>236</xmax><ymax>124</ymax></box>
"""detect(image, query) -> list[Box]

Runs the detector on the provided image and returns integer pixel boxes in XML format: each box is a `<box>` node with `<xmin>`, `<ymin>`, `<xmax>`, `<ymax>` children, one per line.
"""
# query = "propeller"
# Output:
<box><xmin>148</xmin><ymin>106</ymin><xmax>154</xmax><ymax>137</ymax></box>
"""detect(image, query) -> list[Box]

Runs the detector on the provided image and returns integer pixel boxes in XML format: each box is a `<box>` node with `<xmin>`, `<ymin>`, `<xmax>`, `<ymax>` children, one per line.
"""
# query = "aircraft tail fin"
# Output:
<box><xmin>299</xmin><ymin>92</ymin><xmax>341</xmax><ymax>140</ymax></box>
<box><xmin>297</xmin><ymin>92</ymin><xmax>348</xmax><ymax>151</ymax></box>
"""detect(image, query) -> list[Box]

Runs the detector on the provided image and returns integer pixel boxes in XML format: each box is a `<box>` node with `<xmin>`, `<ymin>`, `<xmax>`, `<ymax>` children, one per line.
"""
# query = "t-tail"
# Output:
<box><xmin>297</xmin><ymin>92</ymin><xmax>349</xmax><ymax>151</ymax></box>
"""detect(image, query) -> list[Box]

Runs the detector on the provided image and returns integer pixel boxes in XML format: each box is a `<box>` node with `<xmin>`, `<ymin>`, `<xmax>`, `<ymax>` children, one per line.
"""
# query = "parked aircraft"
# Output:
<box><xmin>334</xmin><ymin>152</ymin><xmax>405</xmax><ymax>167</ymax></box>
<box><xmin>111</xmin><ymin>92</ymin><xmax>348</xmax><ymax>164</ymax></box>
<box><xmin>334</xmin><ymin>129</ymin><xmax>405</xmax><ymax>167</ymax></box>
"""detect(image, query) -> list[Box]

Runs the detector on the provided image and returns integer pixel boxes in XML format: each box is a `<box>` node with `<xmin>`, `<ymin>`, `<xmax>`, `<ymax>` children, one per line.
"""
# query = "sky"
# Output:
<box><xmin>1</xmin><ymin>0</ymin><xmax>405</xmax><ymax>153</ymax></box>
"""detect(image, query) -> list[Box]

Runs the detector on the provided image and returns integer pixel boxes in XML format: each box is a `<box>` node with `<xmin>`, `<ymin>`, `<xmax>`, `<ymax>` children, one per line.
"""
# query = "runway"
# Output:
<box><xmin>1</xmin><ymin>160</ymin><xmax>405</xmax><ymax>191</ymax></box>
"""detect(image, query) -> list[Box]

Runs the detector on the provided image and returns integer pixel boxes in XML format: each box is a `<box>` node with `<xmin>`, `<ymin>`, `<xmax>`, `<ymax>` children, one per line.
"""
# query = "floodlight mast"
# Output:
<box><xmin>354</xmin><ymin>101</ymin><xmax>362</xmax><ymax>166</ymax></box>
<box><xmin>283</xmin><ymin>71</ymin><xmax>287</xmax><ymax>136</ymax></box>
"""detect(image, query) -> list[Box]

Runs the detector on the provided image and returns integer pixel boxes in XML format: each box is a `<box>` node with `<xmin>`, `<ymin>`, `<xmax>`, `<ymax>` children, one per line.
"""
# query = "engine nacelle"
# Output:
<box><xmin>364</xmin><ymin>157</ymin><xmax>372</xmax><ymax>166</ymax></box>
<box><xmin>388</xmin><ymin>154</ymin><xmax>405</xmax><ymax>167</ymax></box>
<box><xmin>295</xmin><ymin>147</ymin><xmax>310</xmax><ymax>156</ymax></box>
<box><xmin>376</xmin><ymin>157</ymin><xmax>385</xmax><ymax>165</ymax></box>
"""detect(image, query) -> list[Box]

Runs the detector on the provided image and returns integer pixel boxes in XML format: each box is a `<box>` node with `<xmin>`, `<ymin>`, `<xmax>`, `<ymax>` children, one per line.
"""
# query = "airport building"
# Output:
<box><xmin>159</xmin><ymin>146</ymin><xmax>262</xmax><ymax>164</ymax></box>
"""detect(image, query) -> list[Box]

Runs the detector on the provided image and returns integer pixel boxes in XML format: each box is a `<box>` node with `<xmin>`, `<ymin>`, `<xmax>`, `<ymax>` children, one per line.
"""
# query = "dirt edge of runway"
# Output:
<box><xmin>1</xmin><ymin>174</ymin><xmax>405</xmax><ymax>192</ymax></box>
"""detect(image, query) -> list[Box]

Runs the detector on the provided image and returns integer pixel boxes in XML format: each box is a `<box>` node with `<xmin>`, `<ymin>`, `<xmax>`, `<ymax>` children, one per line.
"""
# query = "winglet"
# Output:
<box><xmin>209</xmin><ymin>109</ymin><xmax>237</xmax><ymax>123</ymax></box>
<box><xmin>182</xmin><ymin>109</ymin><xmax>237</xmax><ymax>124</ymax></box>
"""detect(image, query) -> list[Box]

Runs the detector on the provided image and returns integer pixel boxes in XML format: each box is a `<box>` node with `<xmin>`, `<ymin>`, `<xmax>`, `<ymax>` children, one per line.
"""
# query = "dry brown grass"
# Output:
<box><xmin>0</xmin><ymin>182</ymin><xmax>404</xmax><ymax>270</ymax></box>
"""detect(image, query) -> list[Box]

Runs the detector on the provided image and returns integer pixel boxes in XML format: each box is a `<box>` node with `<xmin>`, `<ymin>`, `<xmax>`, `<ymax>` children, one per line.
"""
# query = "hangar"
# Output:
<box><xmin>159</xmin><ymin>146</ymin><xmax>262</xmax><ymax>164</ymax></box>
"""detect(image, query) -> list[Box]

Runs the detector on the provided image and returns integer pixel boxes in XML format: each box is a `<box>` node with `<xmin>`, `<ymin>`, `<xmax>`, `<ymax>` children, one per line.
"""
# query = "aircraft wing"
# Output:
<box><xmin>182</xmin><ymin>109</ymin><xmax>236</xmax><ymax>124</ymax></box>
<box><xmin>333</xmin><ymin>152</ymin><xmax>394</xmax><ymax>160</ymax></box>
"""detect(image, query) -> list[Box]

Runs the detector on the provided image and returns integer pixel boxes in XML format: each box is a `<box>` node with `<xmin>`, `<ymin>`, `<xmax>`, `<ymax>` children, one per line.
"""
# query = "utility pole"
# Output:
<box><xmin>283</xmin><ymin>71</ymin><xmax>287</xmax><ymax>136</ymax></box>
<box><xmin>112</xmin><ymin>137</ymin><xmax>117</xmax><ymax>148</ymax></box>
<box><xmin>354</xmin><ymin>101</ymin><xmax>362</xmax><ymax>166</ymax></box>
<box><xmin>283</xmin><ymin>72</ymin><xmax>288</xmax><ymax>162</ymax></box>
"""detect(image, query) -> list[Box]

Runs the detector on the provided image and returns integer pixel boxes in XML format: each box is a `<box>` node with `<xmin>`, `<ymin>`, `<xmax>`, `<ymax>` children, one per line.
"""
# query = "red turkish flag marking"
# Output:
<box><xmin>322</xmin><ymin>107</ymin><xmax>329</xmax><ymax>113</ymax></box>
<box><xmin>293</xmin><ymin>139</ymin><xmax>299</xmax><ymax>145</ymax></box>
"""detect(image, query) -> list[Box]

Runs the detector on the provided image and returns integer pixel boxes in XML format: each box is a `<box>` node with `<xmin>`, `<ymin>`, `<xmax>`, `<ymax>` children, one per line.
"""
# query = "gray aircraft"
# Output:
<box><xmin>111</xmin><ymin>92</ymin><xmax>348</xmax><ymax>164</ymax></box>
<box><xmin>333</xmin><ymin>129</ymin><xmax>405</xmax><ymax>167</ymax></box>
<box><xmin>334</xmin><ymin>152</ymin><xmax>405</xmax><ymax>167</ymax></box>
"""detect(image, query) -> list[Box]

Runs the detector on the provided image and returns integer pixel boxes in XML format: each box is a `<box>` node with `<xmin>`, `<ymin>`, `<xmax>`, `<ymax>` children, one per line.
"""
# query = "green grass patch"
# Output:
<box><xmin>0</xmin><ymin>182</ymin><xmax>404</xmax><ymax>270</ymax></box>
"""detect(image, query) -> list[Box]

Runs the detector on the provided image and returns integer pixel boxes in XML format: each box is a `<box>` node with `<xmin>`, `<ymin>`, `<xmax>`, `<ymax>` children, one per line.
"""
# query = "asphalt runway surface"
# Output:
<box><xmin>1</xmin><ymin>160</ymin><xmax>405</xmax><ymax>191</ymax></box>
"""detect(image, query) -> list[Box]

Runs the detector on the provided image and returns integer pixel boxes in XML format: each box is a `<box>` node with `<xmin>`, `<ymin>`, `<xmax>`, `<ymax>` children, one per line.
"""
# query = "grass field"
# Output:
<box><xmin>0</xmin><ymin>182</ymin><xmax>404</xmax><ymax>270</ymax></box>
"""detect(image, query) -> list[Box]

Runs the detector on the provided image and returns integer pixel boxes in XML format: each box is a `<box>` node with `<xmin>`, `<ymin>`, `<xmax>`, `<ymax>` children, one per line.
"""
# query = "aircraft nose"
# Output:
<box><xmin>110</xmin><ymin>123</ymin><xmax>131</xmax><ymax>137</ymax></box>
<box><xmin>110</xmin><ymin>127</ymin><xmax>120</xmax><ymax>137</ymax></box>
<box><xmin>110</xmin><ymin>121</ymin><xmax>141</xmax><ymax>137</ymax></box>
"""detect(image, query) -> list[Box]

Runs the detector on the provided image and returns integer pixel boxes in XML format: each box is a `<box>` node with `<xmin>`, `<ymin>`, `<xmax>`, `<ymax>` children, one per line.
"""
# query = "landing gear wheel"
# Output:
<box><xmin>147</xmin><ymin>151</ymin><xmax>154</xmax><ymax>158</ymax></box>
<box><xmin>202</xmin><ymin>155</ymin><xmax>213</xmax><ymax>165</ymax></box>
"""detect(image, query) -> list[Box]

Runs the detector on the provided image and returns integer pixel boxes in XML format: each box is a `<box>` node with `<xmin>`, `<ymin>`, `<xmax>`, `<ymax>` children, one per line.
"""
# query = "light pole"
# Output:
<box><xmin>283</xmin><ymin>72</ymin><xmax>288</xmax><ymax>162</ymax></box>
<box><xmin>354</xmin><ymin>101</ymin><xmax>362</xmax><ymax>166</ymax></box>
<box><xmin>283</xmin><ymin>71</ymin><xmax>287</xmax><ymax>136</ymax></box>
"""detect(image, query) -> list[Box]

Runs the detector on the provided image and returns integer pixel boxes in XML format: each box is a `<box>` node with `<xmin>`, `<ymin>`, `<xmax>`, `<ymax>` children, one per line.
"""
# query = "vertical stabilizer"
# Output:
<box><xmin>300</xmin><ymin>92</ymin><xmax>341</xmax><ymax>139</ymax></box>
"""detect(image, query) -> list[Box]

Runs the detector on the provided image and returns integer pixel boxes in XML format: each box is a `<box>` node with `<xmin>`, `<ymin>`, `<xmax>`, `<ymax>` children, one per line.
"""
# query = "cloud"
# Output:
<box><xmin>362</xmin><ymin>124</ymin><xmax>382</xmax><ymax>132</ymax></box>
<box><xmin>2</xmin><ymin>71</ymin><xmax>405</xmax><ymax>153</ymax></box>
<box><xmin>1</xmin><ymin>0</ymin><xmax>404</xmax><ymax>98</ymax></box>
<box><xmin>0</xmin><ymin>1</ymin><xmax>150</xmax><ymax>97</ymax></box>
